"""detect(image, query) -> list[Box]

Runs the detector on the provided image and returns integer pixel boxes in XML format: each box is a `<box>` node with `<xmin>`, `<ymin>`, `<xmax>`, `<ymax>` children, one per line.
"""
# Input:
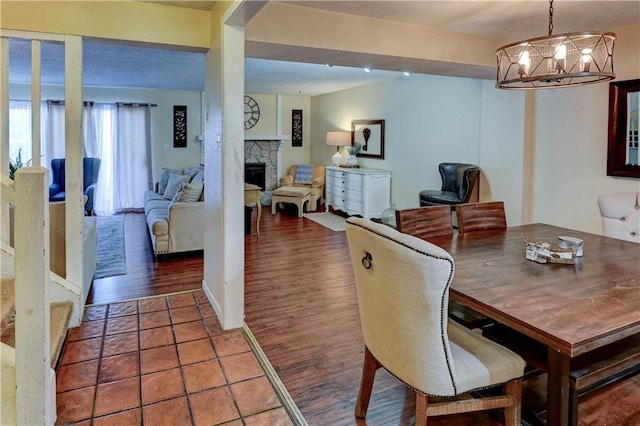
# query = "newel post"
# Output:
<box><xmin>14</xmin><ymin>166</ymin><xmax>53</xmax><ymax>425</ymax></box>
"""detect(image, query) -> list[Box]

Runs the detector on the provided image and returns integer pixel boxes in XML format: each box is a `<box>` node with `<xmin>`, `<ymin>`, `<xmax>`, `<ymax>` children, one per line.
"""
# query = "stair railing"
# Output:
<box><xmin>2</xmin><ymin>31</ymin><xmax>84</xmax><ymax>425</ymax></box>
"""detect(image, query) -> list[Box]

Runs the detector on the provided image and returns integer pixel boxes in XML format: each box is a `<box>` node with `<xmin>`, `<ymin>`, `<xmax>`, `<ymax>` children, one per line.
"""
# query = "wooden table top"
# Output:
<box><xmin>429</xmin><ymin>223</ymin><xmax>640</xmax><ymax>357</ymax></box>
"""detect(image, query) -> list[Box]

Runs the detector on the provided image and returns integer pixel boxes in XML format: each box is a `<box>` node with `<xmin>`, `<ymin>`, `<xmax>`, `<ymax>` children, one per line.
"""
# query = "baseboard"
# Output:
<box><xmin>243</xmin><ymin>324</ymin><xmax>308</xmax><ymax>426</ymax></box>
<box><xmin>201</xmin><ymin>279</ymin><xmax>222</xmax><ymax>319</ymax></box>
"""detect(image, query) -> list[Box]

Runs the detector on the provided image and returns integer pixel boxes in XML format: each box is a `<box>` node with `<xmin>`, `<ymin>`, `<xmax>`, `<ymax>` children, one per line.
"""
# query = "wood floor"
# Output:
<box><xmin>87</xmin><ymin>213</ymin><xmax>204</xmax><ymax>305</ymax></box>
<box><xmin>90</xmin><ymin>210</ymin><xmax>640</xmax><ymax>425</ymax></box>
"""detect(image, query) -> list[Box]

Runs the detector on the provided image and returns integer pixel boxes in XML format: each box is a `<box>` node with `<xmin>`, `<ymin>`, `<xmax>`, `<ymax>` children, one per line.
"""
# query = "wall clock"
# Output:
<box><xmin>244</xmin><ymin>95</ymin><xmax>260</xmax><ymax>130</ymax></box>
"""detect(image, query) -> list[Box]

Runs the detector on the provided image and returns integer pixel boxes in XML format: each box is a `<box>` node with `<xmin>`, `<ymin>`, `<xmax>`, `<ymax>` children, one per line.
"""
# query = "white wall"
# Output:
<box><xmin>9</xmin><ymin>84</ymin><xmax>203</xmax><ymax>184</ymax></box>
<box><xmin>530</xmin><ymin>23</ymin><xmax>640</xmax><ymax>234</ymax></box>
<box><xmin>244</xmin><ymin>93</ymin><xmax>312</xmax><ymax>177</ymax></box>
<box><xmin>479</xmin><ymin>81</ymin><xmax>526</xmax><ymax>225</ymax></box>
<box><xmin>311</xmin><ymin>74</ymin><xmax>523</xmax><ymax>215</ymax></box>
<box><xmin>244</xmin><ymin>94</ymin><xmax>277</xmax><ymax>135</ymax></box>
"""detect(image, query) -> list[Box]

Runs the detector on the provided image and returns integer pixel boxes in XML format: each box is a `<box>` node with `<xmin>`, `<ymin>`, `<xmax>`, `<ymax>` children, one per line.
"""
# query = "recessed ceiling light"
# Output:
<box><xmin>403</xmin><ymin>71</ymin><xmax>412</xmax><ymax>76</ymax></box>
<box><xmin>326</xmin><ymin>64</ymin><xmax>333</xmax><ymax>67</ymax></box>
<box><xmin>364</xmin><ymin>67</ymin><xmax>372</xmax><ymax>73</ymax></box>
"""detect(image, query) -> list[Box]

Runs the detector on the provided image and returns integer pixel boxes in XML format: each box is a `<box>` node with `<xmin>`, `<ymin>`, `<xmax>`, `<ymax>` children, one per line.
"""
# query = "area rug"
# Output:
<box><xmin>303</xmin><ymin>212</ymin><xmax>347</xmax><ymax>232</ymax></box>
<box><xmin>94</xmin><ymin>215</ymin><xmax>127</xmax><ymax>279</ymax></box>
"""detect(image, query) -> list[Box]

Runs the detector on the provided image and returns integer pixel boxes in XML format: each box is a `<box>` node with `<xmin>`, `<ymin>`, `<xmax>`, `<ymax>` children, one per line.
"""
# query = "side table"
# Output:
<box><xmin>244</xmin><ymin>183</ymin><xmax>261</xmax><ymax>237</ymax></box>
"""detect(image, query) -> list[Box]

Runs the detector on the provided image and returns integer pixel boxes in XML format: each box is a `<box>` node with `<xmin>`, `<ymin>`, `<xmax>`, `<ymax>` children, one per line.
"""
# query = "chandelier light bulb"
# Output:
<box><xmin>554</xmin><ymin>44</ymin><xmax>567</xmax><ymax>60</ymax></box>
<box><xmin>580</xmin><ymin>48</ymin><xmax>593</xmax><ymax>72</ymax></box>
<box><xmin>518</xmin><ymin>50</ymin><xmax>531</xmax><ymax>77</ymax></box>
<box><xmin>554</xmin><ymin>44</ymin><xmax>567</xmax><ymax>73</ymax></box>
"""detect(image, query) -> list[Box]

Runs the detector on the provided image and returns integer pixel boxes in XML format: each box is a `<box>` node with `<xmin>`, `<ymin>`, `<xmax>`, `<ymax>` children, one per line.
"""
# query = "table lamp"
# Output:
<box><xmin>326</xmin><ymin>131</ymin><xmax>352</xmax><ymax>166</ymax></box>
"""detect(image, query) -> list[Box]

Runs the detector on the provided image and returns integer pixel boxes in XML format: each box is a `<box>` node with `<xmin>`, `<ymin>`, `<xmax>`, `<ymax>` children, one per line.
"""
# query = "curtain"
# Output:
<box><xmin>8</xmin><ymin>100</ymin><xmax>33</xmax><ymax>165</ymax></box>
<box><xmin>87</xmin><ymin>103</ymin><xmax>117</xmax><ymax>215</ymax></box>
<box><xmin>114</xmin><ymin>104</ymin><xmax>152</xmax><ymax>212</ymax></box>
<box><xmin>41</xmin><ymin>100</ymin><xmax>66</xmax><ymax>172</ymax></box>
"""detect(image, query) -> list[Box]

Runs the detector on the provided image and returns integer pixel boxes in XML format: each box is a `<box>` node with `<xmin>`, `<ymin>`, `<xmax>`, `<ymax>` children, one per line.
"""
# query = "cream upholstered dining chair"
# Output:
<box><xmin>455</xmin><ymin>201</ymin><xmax>507</xmax><ymax>234</ymax></box>
<box><xmin>597</xmin><ymin>192</ymin><xmax>640</xmax><ymax>243</ymax></box>
<box><xmin>395</xmin><ymin>205</ymin><xmax>490</xmax><ymax>329</ymax></box>
<box><xmin>345</xmin><ymin>217</ymin><xmax>525</xmax><ymax>425</ymax></box>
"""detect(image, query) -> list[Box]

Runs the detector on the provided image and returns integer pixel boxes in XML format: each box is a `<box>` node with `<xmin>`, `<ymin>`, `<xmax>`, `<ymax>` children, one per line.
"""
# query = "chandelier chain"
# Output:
<box><xmin>548</xmin><ymin>0</ymin><xmax>554</xmax><ymax>36</ymax></box>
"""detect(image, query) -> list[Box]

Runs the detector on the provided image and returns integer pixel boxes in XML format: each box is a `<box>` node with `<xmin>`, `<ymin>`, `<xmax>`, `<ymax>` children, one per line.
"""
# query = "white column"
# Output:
<box><xmin>276</xmin><ymin>140</ymin><xmax>285</xmax><ymax>185</ymax></box>
<box><xmin>219</xmin><ymin>22</ymin><xmax>245</xmax><ymax>329</ymax></box>
<box><xmin>64</xmin><ymin>36</ymin><xmax>84</xmax><ymax>293</ymax></box>
<box><xmin>521</xmin><ymin>91</ymin><xmax>537</xmax><ymax>224</ymax></box>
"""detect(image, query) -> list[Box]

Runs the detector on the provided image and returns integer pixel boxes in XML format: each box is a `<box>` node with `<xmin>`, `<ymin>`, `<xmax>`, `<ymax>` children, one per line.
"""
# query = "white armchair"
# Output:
<box><xmin>597</xmin><ymin>192</ymin><xmax>640</xmax><ymax>243</ymax></box>
<box><xmin>279</xmin><ymin>164</ymin><xmax>324</xmax><ymax>211</ymax></box>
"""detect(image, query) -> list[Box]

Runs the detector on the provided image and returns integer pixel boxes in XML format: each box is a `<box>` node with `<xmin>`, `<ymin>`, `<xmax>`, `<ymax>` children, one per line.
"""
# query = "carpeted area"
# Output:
<box><xmin>303</xmin><ymin>212</ymin><xmax>347</xmax><ymax>232</ymax></box>
<box><xmin>94</xmin><ymin>215</ymin><xmax>127</xmax><ymax>279</ymax></box>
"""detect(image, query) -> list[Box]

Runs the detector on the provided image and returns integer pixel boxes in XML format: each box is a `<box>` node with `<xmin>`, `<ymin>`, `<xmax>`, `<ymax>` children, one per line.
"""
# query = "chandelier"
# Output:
<box><xmin>496</xmin><ymin>0</ymin><xmax>616</xmax><ymax>89</ymax></box>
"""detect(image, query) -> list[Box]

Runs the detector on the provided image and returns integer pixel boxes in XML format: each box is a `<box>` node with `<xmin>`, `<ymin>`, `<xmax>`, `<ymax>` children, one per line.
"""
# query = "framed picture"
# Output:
<box><xmin>292</xmin><ymin>109</ymin><xmax>303</xmax><ymax>147</ymax></box>
<box><xmin>173</xmin><ymin>105</ymin><xmax>187</xmax><ymax>148</ymax></box>
<box><xmin>352</xmin><ymin>119</ymin><xmax>385</xmax><ymax>159</ymax></box>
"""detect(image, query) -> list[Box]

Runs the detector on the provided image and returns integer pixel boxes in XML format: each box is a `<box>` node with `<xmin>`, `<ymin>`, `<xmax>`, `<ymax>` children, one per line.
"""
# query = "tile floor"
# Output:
<box><xmin>55</xmin><ymin>290</ymin><xmax>294</xmax><ymax>425</ymax></box>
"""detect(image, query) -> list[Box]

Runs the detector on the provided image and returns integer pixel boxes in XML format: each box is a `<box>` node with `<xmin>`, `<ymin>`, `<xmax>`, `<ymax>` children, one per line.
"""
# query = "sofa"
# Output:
<box><xmin>279</xmin><ymin>164</ymin><xmax>325</xmax><ymax>211</ymax></box>
<box><xmin>143</xmin><ymin>166</ymin><xmax>204</xmax><ymax>255</ymax></box>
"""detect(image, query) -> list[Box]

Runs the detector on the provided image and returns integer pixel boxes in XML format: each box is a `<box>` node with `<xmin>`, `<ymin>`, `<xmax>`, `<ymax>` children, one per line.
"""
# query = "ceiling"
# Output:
<box><xmin>7</xmin><ymin>1</ymin><xmax>640</xmax><ymax>96</ymax></box>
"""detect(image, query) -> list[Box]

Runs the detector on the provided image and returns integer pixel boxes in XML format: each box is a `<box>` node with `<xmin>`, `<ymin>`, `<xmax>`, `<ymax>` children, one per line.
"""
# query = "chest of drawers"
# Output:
<box><xmin>325</xmin><ymin>167</ymin><xmax>391</xmax><ymax>219</ymax></box>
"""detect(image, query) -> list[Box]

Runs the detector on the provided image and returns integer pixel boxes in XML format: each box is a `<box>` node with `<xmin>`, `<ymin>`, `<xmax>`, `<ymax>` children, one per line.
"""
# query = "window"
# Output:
<box><xmin>8</xmin><ymin>100</ymin><xmax>152</xmax><ymax>215</ymax></box>
<box><xmin>8</xmin><ymin>100</ymin><xmax>32</xmax><ymax>164</ymax></box>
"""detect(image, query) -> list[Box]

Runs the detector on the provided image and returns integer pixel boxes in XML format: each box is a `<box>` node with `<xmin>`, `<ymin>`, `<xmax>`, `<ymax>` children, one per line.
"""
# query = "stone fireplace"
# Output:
<box><xmin>244</xmin><ymin>137</ymin><xmax>286</xmax><ymax>205</ymax></box>
<box><xmin>244</xmin><ymin>162</ymin><xmax>266</xmax><ymax>190</ymax></box>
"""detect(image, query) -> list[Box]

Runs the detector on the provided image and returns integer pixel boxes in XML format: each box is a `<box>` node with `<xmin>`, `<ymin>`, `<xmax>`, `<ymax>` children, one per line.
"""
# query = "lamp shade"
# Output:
<box><xmin>326</xmin><ymin>131</ymin><xmax>351</xmax><ymax>146</ymax></box>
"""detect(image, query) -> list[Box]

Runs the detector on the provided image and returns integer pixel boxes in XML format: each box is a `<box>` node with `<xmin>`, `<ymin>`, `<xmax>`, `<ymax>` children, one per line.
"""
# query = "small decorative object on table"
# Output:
<box><xmin>558</xmin><ymin>236</ymin><xmax>584</xmax><ymax>257</ymax></box>
<box><xmin>342</xmin><ymin>143</ymin><xmax>362</xmax><ymax>168</ymax></box>
<box><xmin>380</xmin><ymin>203</ymin><xmax>397</xmax><ymax>229</ymax></box>
<box><xmin>523</xmin><ymin>234</ymin><xmax>581</xmax><ymax>264</ymax></box>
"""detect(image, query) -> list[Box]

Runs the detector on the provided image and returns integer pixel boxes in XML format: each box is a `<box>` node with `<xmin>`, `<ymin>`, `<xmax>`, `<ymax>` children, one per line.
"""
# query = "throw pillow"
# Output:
<box><xmin>294</xmin><ymin>164</ymin><xmax>314</xmax><ymax>184</ymax></box>
<box><xmin>158</xmin><ymin>167</ymin><xmax>183</xmax><ymax>194</ymax></box>
<box><xmin>171</xmin><ymin>181</ymin><xmax>204</xmax><ymax>203</ymax></box>
<box><xmin>163</xmin><ymin>173</ymin><xmax>191</xmax><ymax>200</ymax></box>
<box><xmin>190</xmin><ymin>171</ymin><xmax>204</xmax><ymax>185</ymax></box>
<box><xmin>184</xmin><ymin>165</ymin><xmax>204</xmax><ymax>180</ymax></box>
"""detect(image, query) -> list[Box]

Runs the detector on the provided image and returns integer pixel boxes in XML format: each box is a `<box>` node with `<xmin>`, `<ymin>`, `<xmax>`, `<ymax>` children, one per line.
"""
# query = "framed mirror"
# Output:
<box><xmin>607</xmin><ymin>79</ymin><xmax>640</xmax><ymax>178</ymax></box>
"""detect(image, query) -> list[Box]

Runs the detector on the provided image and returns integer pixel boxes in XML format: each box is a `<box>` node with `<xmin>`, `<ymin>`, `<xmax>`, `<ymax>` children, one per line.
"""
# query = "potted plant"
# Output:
<box><xmin>9</xmin><ymin>149</ymin><xmax>32</xmax><ymax>180</ymax></box>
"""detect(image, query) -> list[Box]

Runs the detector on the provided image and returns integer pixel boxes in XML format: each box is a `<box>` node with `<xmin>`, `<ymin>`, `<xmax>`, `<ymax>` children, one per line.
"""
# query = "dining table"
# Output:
<box><xmin>428</xmin><ymin>223</ymin><xmax>640</xmax><ymax>426</ymax></box>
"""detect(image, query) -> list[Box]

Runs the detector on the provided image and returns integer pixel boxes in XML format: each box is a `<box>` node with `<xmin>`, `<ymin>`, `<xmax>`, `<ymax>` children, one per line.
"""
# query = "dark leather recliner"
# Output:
<box><xmin>49</xmin><ymin>157</ymin><xmax>101</xmax><ymax>214</ymax></box>
<box><xmin>419</xmin><ymin>163</ymin><xmax>480</xmax><ymax>208</ymax></box>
